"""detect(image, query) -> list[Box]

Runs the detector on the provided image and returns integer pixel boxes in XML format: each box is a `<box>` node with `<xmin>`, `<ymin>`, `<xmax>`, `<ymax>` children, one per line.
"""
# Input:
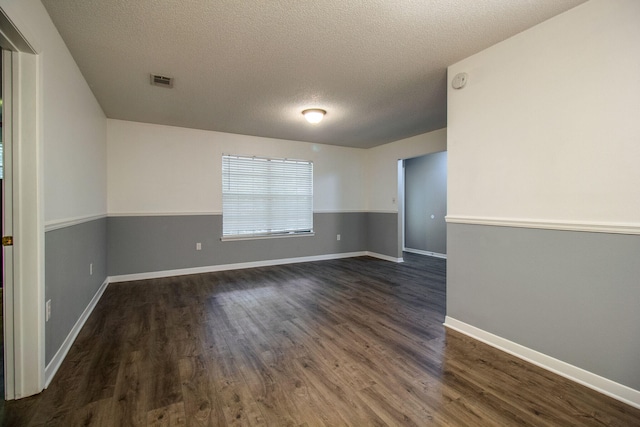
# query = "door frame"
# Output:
<box><xmin>0</xmin><ymin>8</ymin><xmax>44</xmax><ymax>399</ymax></box>
<box><xmin>2</xmin><ymin>47</ymin><xmax>16</xmax><ymax>400</ymax></box>
<box><xmin>397</xmin><ymin>159</ymin><xmax>405</xmax><ymax>255</ymax></box>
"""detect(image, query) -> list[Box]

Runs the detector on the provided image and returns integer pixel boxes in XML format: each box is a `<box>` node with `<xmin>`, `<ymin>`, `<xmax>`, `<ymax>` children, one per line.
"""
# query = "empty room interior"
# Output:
<box><xmin>1</xmin><ymin>0</ymin><xmax>639</xmax><ymax>425</ymax></box>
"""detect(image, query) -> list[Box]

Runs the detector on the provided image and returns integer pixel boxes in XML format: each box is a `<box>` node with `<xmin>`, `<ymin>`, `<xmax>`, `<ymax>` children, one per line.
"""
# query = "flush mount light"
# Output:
<box><xmin>302</xmin><ymin>109</ymin><xmax>326</xmax><ymax>124</ymax></box>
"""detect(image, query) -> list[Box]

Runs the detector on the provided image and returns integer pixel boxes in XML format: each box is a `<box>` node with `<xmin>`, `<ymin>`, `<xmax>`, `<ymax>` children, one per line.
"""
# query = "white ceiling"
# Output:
<box><xmin>42</xmin><ymin>0</ymin><xmax>587</xmax><ymax>149</ymax></box>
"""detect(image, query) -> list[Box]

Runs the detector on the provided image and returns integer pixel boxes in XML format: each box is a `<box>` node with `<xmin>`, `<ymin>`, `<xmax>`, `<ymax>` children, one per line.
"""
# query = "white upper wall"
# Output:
<box><xmin>447</xmin><ymin>0</ymin><xmax>640</xmax><ymax>225</ymax></box>
<box><xmin>107</xmin><ymin>119</ymin><xmax>367</xmax><ymax>214</ymax></box>
<box><xmin>1</xmin><ymin>0</ymin><xmax>107</xmax><ymax>225</ymax></box>
<box><xmin>366</xmin><ymin>128</ymin><xmax>447</xmax><ymax>212</ymax></box>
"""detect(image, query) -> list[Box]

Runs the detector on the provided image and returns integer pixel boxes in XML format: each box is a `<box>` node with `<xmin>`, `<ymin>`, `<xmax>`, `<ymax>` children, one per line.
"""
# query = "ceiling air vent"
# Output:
<box><xmin>150</xmin><ymin>73</ymin><xmax>173</xmax><ymax>88</ymax></box>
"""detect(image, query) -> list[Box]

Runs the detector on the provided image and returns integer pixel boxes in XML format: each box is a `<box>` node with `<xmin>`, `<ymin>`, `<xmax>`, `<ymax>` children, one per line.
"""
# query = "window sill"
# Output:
<box><xmin>220</xmin><ymin>232</ymin><xmax>315</xmax><ymax>242</ymax></box>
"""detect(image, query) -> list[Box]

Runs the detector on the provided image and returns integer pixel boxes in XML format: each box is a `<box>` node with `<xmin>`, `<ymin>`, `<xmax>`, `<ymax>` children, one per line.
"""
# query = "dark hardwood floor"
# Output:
<box><xmin>2</xmin><ymin>253</ymin><xmax>639</xmax><ymax>426</ymax></box>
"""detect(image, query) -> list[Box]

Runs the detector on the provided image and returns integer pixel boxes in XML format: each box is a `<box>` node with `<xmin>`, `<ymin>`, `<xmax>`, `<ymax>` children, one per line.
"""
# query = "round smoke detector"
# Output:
<box><xmin>452</xmin><ymin>72</ymin><xmax>468</xmax><ymax>89</ymax></box>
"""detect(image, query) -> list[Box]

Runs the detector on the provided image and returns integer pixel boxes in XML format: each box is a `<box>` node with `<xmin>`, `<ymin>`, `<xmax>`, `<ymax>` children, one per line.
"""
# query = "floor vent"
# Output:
<box><xmin>150</xmin><ymin>74</ymin><xmax>173</xmax><ymax>88</ymax></box>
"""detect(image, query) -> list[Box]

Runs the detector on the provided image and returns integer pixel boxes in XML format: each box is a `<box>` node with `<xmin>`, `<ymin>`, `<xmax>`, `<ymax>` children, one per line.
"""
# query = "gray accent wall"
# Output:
<box><xmin>366</xmin><ymin>212</ymin><xmax>399</xmax><ymax>259</ymax></box>
<box><xmin>45</xmin><ymin>217</ymin><xmax>107</xmax><ymax>365</ymax></box>
<box><xmin>447</xmin><ymin>223</ymin><xmax>640</xmax><ymax>391</ymax></box>
<box><xmin>404</xmin><ymin>151</ymin><xmax>447</xmax><ymax>254</ymax></box>
<box><xmin>108</xmin><ymin>212</ymin><xmax>375</xmax><ymax>276</ymax></box>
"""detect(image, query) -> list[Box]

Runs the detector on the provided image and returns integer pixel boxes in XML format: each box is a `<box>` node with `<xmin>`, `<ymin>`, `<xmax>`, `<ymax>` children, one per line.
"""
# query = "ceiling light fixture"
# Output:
<box><xmin>302</xmin><ymin>109</ymin><xmax>326</xmax><ymax>124</ymax></box>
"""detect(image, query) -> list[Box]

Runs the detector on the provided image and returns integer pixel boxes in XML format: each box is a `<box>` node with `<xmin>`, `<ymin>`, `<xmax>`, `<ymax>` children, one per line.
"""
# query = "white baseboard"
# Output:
<box><xmin>366</xmin><ymin>251</ymin><xmax>404</xmax><ymax>263</ymax></box>
<box><xmin>109</xmin><ymin>251</ymin><xmax>404</xmax><ymax>283</ymax></box>
<box><xmin>109</xmin><ymin>252</ymin><xmax>368</xmax><ymax>283</ymax></box>
<box><xmin>403</xmin><ymin>248</ymin><xmax>447</xmax><ymax>259</ymax></box>
<box><xmin>444</xmin><ymin>316</ymin><xmax>640</xmax><ymax>410</ymax></box>
<box><xmin>45</xmin><ymin>278</ymin><xmax>109</xmax><ymax>387</ymax></box>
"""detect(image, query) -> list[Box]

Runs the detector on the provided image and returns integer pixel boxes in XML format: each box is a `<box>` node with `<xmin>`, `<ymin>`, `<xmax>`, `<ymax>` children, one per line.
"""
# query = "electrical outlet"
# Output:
<box><xmin>90</xmin><ymin>263</ymin><xmax>93</xmax><ymax>275</ymax></box>
<box><xmin>46</xmin><ymin>299</ymin><xmax>51</xmax><ymax>322</ymax></box>
<box><xmin>196</xmin><ymin>242</ymin><xmax>202</xmax><ymax>251</ymax></box>
<box><xmin>337</xmin><ymin>234</ymin><xmax>341</xmax><ymax>241</ymax></box>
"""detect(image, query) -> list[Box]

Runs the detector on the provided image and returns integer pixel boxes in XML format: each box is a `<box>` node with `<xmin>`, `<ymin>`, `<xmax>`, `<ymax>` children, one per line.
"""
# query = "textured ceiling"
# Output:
<box><xmin>42</xmin><ymin>0</ymin><xmax>587</xmax><ymax>148</ymax></box>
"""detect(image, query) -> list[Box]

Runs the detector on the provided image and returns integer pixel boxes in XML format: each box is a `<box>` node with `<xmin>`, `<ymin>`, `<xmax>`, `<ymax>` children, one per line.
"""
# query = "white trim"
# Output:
<box><xmin>222</xmin><ymin>153</ymin><xmax>313</xmax><ymax>165</ymax></box>
<box><xmin>2</xmin><ymin>48</ymin><xmax>16</xmax><ymax>400</ymax></box>
<box><xmin>110</xmin><ymin>252</ymin><xmax>367</xmax><ymax>283</ymax></box>
<box><xmin>313</xmin><ymin>209</ymin><xmax>369</xmax><ymax>214</ymax></box>
<box><xmin>109</xmin><ymin>251</ymin><xmax>404</xmax><ymax>283</ymax></box>
<box><xmin>45</xmin><ymin>214</ymin><xmax>106</xmax><ymax>232</ymax></box>
<box><xmin>444</xmin><ymin>316</ymin><xmax>640</xmax><ymax>410</ymax></box>
<box><xmin>403</xmin><ymin>247</ymin><xmax>447</xmax><ymax>259</ymax></box>
<box><xmin>45</xmin><ymin>278</ymin><xmax>109</xmax><ymax>388</ymax></box>
<box><xmin>11</xmin><ymin>44</ymin><xmax>45</xmax><ymax>399</ymax></box>
<box><xmin>107</xmin><ymin>210</ymin><xmax>392</xmax><ymax>218</ymax></box>
<box><xmin>366</xmin><ymin>251</ymin><xmax>404</xmax><ymax>263</ymax></box>
<box><xmin>107</xmin><ymin>211</ymin><xmax>222</xmax><ymax>217</ymax></box>
<box><xmin>368</xmin><ymin>210</ymin><xmax>398</xmax><ymax>214</ymax></box>
<box><xmin>221</xmin><ymin>232</ymin><xmax>315</xmax><ymax>242</ymax></box>
<box><xmin>445</xmin><ymin>215</ymin><xmax>640</xmax><ymax>235</ymax></box>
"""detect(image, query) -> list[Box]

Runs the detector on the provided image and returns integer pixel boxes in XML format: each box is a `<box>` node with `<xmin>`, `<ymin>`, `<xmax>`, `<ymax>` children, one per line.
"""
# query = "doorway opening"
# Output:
<box><xmin>399</xmin><ymin>151</ymin><xmax>448</xmax><ymax>259</ymax></box>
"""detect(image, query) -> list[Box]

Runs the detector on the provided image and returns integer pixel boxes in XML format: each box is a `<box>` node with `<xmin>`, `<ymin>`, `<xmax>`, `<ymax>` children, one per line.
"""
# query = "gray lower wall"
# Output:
<box><xmin>366</xmin><ymin>212</ymin><xmax>399</xmax><ymax>259</ymax></box>
<box><xmin>45</xmin><ymin>217</ymin><xmax>107</xmax><ymax>365</ymax></box>
<box><xmin>405</xmin><ymin>151</ymin><xmax>447</xmax><ymax>254</ymax></box>
<box><xmin>447</xmin><ymin>223</ymin><xmax>640</xmax><ymax>390</ymax></box>
<box><xmin>107</xmin><ymin>212</ymin><xmax>396</xmax><ymax>276</ymax></box>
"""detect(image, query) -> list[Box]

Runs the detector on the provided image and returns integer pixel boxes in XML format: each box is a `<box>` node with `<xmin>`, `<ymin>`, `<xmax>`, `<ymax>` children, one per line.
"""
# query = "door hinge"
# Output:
<box><xmin>2</xmin><ymin>236</ymin><xmax>13</xmax><ymax>246</ymax></box>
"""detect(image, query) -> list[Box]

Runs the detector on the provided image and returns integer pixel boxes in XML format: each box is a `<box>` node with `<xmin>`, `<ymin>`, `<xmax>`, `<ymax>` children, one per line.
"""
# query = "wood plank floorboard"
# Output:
<box><xmin>2</xmin><ymin>253</ymin><xmax>640</xmax><ymax>426</ymax></box>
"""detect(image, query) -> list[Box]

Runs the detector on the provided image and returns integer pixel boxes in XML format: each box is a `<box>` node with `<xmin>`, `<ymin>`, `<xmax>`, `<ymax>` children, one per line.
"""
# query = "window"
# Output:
<box><xmin>222</xmin><ymin>154</ymin><xmax>313</xmax><ymax>239</ymax></box>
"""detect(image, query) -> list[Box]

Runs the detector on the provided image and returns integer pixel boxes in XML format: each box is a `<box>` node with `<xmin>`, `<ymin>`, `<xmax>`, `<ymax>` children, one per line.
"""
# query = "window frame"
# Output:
<box><xmin>221</xmin><ymin>154</ymin><xmax>314</xmax><ymax>241</ymax></box>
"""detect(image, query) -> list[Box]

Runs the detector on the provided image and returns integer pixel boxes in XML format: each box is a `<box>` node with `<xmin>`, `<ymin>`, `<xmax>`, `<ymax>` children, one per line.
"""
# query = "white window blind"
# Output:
<box><xmin>222</xmin><ymin>155</ymin><xmax>313</xmax><ymax>239</ymax></box>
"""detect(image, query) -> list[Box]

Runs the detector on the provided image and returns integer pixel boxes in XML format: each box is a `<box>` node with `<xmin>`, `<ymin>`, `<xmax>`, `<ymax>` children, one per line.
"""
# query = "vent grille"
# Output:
<box><xmin>150</xmin><ymin>74</ymin><xmax>173</xmax><ymax>88</ymax></box>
